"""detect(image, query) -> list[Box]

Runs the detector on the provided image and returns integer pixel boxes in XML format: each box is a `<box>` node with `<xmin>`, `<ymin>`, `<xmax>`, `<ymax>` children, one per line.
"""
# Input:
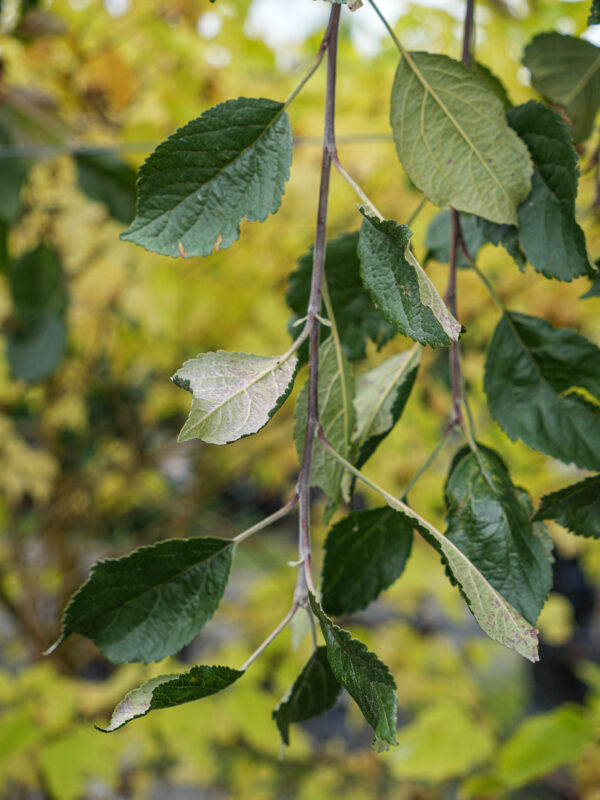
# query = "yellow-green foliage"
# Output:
<box><xmin>0</xmin><ymin>0</ymin><xmax>599</xmax><ymax>797</ymax></box>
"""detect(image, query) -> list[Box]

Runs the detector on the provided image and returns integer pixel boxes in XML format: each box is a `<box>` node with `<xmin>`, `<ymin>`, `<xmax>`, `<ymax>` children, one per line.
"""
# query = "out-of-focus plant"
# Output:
<box><xmin>2</xmin><ymin>0</ymin><xmax>600</xmax><ymax>796</ymax></box>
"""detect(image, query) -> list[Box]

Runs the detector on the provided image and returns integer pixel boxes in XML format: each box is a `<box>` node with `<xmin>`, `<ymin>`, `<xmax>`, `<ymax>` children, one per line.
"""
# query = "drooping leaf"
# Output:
<box><xmin>173</xmin><ymin>350</ymin><xmax>297</xmax><ymax>444</ymax></box>
<box><xmin>424</xmin><ymin>211</ymin><xmax>486</xmax><ymax>268</ymax></box>
<box><xmin>286</xmin><ymin>232</ymin><xmax>395</xmax><ymax>361</ymax></box>
<box><xmin>484</xmin><ymin>312</ymin><xmax>600</xmax><ymax>471</ymax></box>
<box><xmin>390</xmin><ymin>51</ymin><xmax>532</xmax><ymax>224</ymax></box>
<box><xmin>0</xmin><ymin>122</ymin><xmax>28</xmax><ymax>222</ymax></box>
<box><xmin>445</xmin><ymin>444</ymin><xmax>553</xmax><ymax>624</ymax></box>
<box><xmin>75</xmin><ymin>153</ymin><xmax>137</xmax><ymax>224</ymax></box>
<box><xmin>99</xmin><ymin>665</ymin><xmax>243</xmax><ymax>731</ymax></box>
<box><xmin>321</xmin><ymin>507</ymin><xmax>413</xmax><ymax>616</ymax></box>
<box><xmin>523</xmin><ymin>33</ymin><xmax>600</xmax><ymax>142</ymax></box>
<box><xmin>533</xmin><ymin>475</ymin><xmax>600</xmax><ymax>539</ymax></box>
<box><xmin>273</xmin><ymin>647</ymin><xmax>340</xmax><ymax>745</ymax></box>
<box><xmin>590</xmin><ymin>0</ymin><xmax>600</xmax><ymax>25</ymax></box>
<box><xmin>122</xmin><ymin>97</ymin><xmax>293</xmax><ymax>257</ymax></box>
<box><xmin>294</xmin><ymin>337</ymin><xmax>354</xmax><ymax>510</ymax></box>
<box><xmin>309</xmin><ymin>594</ymin><xmax>398</xmax><ymax>751</ymax></box>
<box><xmin>358</xmin><ymin>214</ymin><xmax>461</xmax><ymax>347</ymax></box>
<box><xmin>505</xmin><ymin>101</ymin><xmax>591</xmax><ymax>281</ymax></box>
<box><xmin>352</xmin><ymin>347</ymin><xmax>421</xmax><ymax>468</ymax></box>
<box><xmin>48</xmin><ymin>537</ymin><xmax>234</xmax><ymax>663</ymax></box>
<box><xmin>475</xmin><ymin>218</ymin><xmax>525</xmax><ymax>271</ymax></box>
<box><xmin>372</xmin><ymin>492</ymin><xmax>539</xmax><ymax>661</ymax></box>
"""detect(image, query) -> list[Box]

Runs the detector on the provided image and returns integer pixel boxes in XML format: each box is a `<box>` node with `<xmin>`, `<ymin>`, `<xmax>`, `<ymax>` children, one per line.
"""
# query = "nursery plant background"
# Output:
<box><xmin>1</xmin><ymin>0</ymin><xmax>600</xmax><ymax>797</ymax></box>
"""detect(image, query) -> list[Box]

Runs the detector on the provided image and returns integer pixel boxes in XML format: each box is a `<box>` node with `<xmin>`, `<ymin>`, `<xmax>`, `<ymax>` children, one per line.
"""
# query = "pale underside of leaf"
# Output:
<box><xmin>174</xmin><ymin>350</ymin><xmax>297</xmax><ymax>444</ymax></box>
<box><xmin>99</xmin><ymin>665</ymin><xmax>243</xmax><ymax>731</ymax></box>
<box><xmin>377</xmin><ymin>494</ymin><xmax>539</xmax><ymax>662</ymax></box>
<box><xmin>390</xmin><ymin>52</ymin><xmax>532</xmax><ymax>224</ymax></box>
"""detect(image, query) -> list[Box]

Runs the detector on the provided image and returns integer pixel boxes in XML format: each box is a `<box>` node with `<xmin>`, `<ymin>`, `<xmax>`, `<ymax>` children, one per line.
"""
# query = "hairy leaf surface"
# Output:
<box><xmin>273</xmin><ymin>647</ymin><xmax>340</xmax><ymax>745</ymax></box>
<box><xmin>294</xmin><ymin>338</ymin><xmax>354</xmax><ymax>509</ymax></box>
<box><xmin>286</xmin><ymin>232</ymin><xmax>395</xmax><ymax>361</ymax></box>
<box><xmin>99</xmin><ymin>666</ymin><xmax>243</xmax><ymax>731</ymax></box>
<box><xmin>50</xmin><ymin>537</ymin><xmax>234</xmax><ymax>663</ymax></box>
<box><xmin>506</xmin><ymin>102</ymin><xmax>591</xmax><ymax>281</ymax></box>
<box><xmin>390</xmin><ymin>52</ymin><xmax>532</xmax><ymax>223</ymax></box>
<box><xmin>484</xmin><ymin>312</ymin><xmax>600</xmax><ymax>471</ymax></box>
<box><xmin>173</xmin><ymin>350</ymin><xmax>297</xmax><ymax>444</ymax></box>
<box><xmin>321</xmin><ymin>507</ymin><xmax>413</xmax><ymax>616</ymax></box>
<box><xmin>122</xmin><ymin>97</ymin><xmax>293</xmax><ymax>257</ymax></box>
<box><xmin>445</xmin><ymin>445</ymin><xmax>552</xmax><ymax>624</ymax></box>
<box><xmin>523</xmin><ymin>33</ymin><xmax>600</xmax><ymax>142</ymax></box>
<box><xmin>309</xmin><ymin>594</ymin><xmax>398</xmax><ymax>751</ymax></box>
<box><xmin>358</xmin><ymin>215</ymin><xmax>461</xmax><ymax>347</ymax></box>
<box><xmin>533</xmin><ymin>476</ymin><xmax>600</xmax><ymax>539</ymax></box>
<box><xmin>352</xmin><ymin>348</ymin><xmax>421</xmax><ymax>468</ymax></box>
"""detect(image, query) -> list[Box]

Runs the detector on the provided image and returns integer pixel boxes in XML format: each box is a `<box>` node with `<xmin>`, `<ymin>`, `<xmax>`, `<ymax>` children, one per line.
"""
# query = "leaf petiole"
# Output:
<box><xmin>232</xmin><ymin>494</ymin><xmax>298</xmax><ymax>544</ymax></box>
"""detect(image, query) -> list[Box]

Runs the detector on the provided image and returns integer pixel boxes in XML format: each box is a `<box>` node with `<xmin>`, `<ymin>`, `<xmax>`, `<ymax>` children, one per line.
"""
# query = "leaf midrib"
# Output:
<box><xmin>399</xmin><ymin>52</ymin><xmax>515</xmax><ymax>211</ymax></box>
<box><xmin>131</xmin><ymin>103</ymin><xmax>287</xmax><ymax>233</ymax></box>
<box><xmin>187</xmin><ymin>353</ymin><xmax>295</xmax><ymax>435</ymax></box>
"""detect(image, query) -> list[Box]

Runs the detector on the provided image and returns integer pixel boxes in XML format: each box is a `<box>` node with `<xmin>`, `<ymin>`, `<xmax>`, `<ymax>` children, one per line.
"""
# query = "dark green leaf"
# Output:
<box><xmin>378</xmin><ymin>501</ymin><xmax>539</xmax><ymax>661</ymax></box>
<box><xmin>75</xmin><ymin>153</ymin><xmax>136</xmax><ymax>224</ymax></box>
<box><xmin>99</xmin><ymin>665</ymin><xmax>243</xmax><ymax>731</ymax></box>
<box><xmin>484</xmin><ymin>312</ymin><xmax>600</xmax><ymax>471</ymax></box>
<box><xmin>48</xmin><ymin>537</ymin><xmax>234</xmax><ymax>663</ymax></box>
<box><xmin>590</xmin><ymin>0</ymin><xmax>600</xmax><ymax>25</ymax></box>
<box><xmin>445</xmin><ymin>444</ymin><xmax>552</xmax><ymax>625</ymax></box>
<box><xmin>424</xmin><ymin>211</ymin><xmax>486</xmax><ymax>268</ymax></box>
<box><xmin>353</xmin><ymin>347</ymin><xmax>421</xmax><ymax>468</ymax></box>
<box><xmin>506</xmin><ymin>101</ymin><xmax>591</xmax><ymax>281</ymax></box>
<box><xmin>286</xmin><ymin>232</ymin><xmax>395</xmax><ymax>361</ymax></box>
<box><xmin>533</xmin><ymin>476</ymin><xmax>600</xmax><ymax>539</ymax></box>
<box><xmin>0</xmin><ymin>123</ymin><xmax>28</xmax><ymax>222</ymax></box>
<box><xmin>475</xmin><ymin>218</ymin><xmax>525</xmax><ymax>271</ymax></box>
<box><xmin>321</xmin><ymin>507</ymin><xmax>413</xmax><ymax>616</ymax></box>
<box><xmin>173</xmin><ymin>350</ymin><xmax>297</xmax><ymax>444</ymax></box>
<box><xmin>294</xmin><ymin>338</ymin><xmax>354</xmax><ymax>510</ymax></box>
<box><xmin>309</xmin><ymin>594</ymin><xmax>398</xmax><ymax>751</ymax></box>
<box><xmin>8</xmin><ymin>244</ymin><xmax>66</xmax><ymax>325</ymax></box>
<box><xmin>358</xmin><ymin>214</ymin><xmax>461</xmax><ymax>347</ymax></box>
<box><xmin>582</xmin><ymin>271</ymin><xmax>600</xmax><ymax>298</ymax></box>
<box><xmin>273</xmin><ymin>647</ymin><xmax>340</xmax><ymax>745</ymax></box>
<box><xmin>6</xmin><ymin>314</ymin><xmax>66</xmax><ymax>383</ymax></box>
<box><xmin>390</xmin><ymin>51</ymin><xmax>532</xmax><ymax>224</ymax></box>
<box><xmin>523</xmin><ymin>33</ymin><xmax>600</xmax><ymax>142</ymax></box>
<box><xmin>122</xmin><ymin>97</ymin><xmax>293</xmax><ymax>257</ymax></box>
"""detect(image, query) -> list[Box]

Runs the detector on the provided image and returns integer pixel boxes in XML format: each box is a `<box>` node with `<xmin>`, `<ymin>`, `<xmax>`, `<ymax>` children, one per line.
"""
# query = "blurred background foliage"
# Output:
<box><xmin>1</xmin><ymin>0</ymin><xmax>600</xmax><ymax>797</ymax></box>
